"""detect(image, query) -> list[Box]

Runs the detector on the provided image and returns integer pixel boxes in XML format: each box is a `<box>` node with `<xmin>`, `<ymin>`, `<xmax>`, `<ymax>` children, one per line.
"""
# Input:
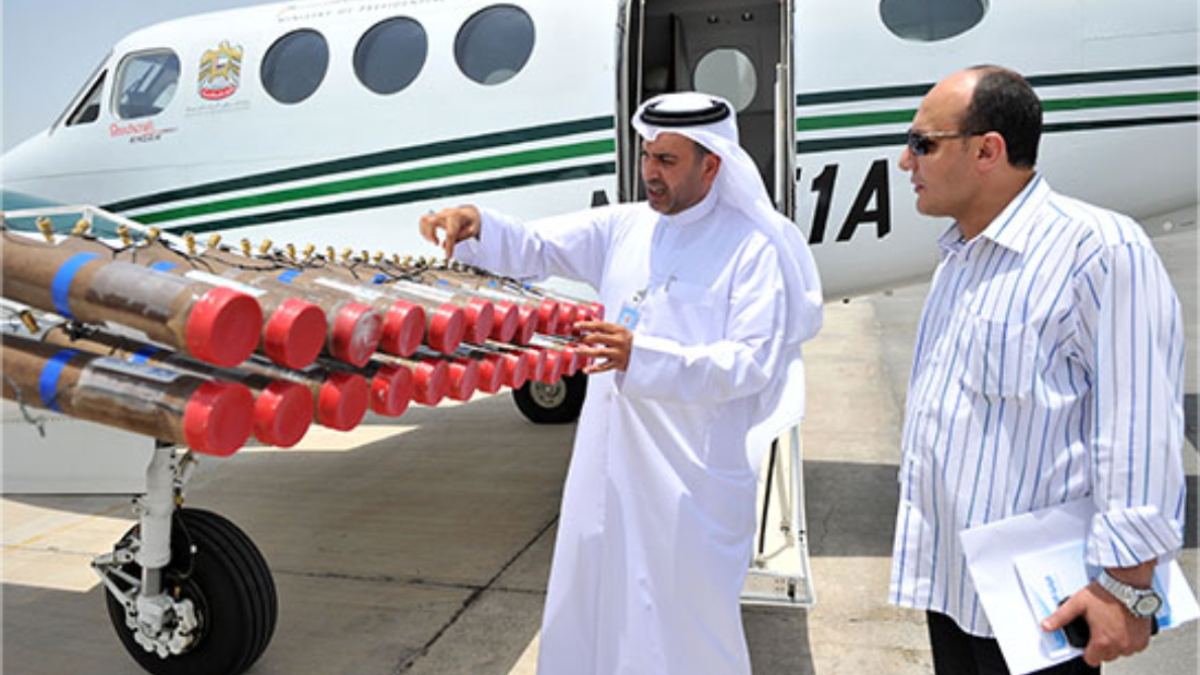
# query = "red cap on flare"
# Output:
<box><xmin>561</xmin><ymin>346</ymin><xmax>580</xmax><ymax>377</ymax></box>
<box><xmin>589</xmin><ymin>302</ymin><xmax>606</xmax><ymax>322</ymax></box>
<box><xmin>498</xmin><ymin>352</ymin><xmax>529</xmax><ymax>389</ymax></box>
<box><xmin>370</xmin><ymin>364</ymin><xmax>414</xmax><ymax>417</ymax></box>
<box><xmin>186</xmin><ymin>286</ymin><xmax>262</xmax><ymax>367</ymax></box>
<box><xmin>515</xmin><ymin>305</ymin><xmax>538</xmax><ymax>345</ymax></box>
<box><xmin>253</xmin><ymin>380</ymin><xmax>313</xmax><ymax>448</ymax></box>
<box><xmin>489</xmin><ymin>301</ymin><xmax>521</xmax><ymax>343</ymax></box>
<box><xmin>263</xmin><ymin>298</ymin><xmax>327</xmax><ymax>369</ymax></box>
<box><xmin>447</xmin><ymin>359</ymin><xmax>480</xmax><ymax>401</ymax></box>
<box><xmin>316</xmin><ymin>372</ymin><xmax>369</xmax><ymax>431</ymax></box>
<box><xmin>427</xmin><ymin>304</ymin><xmax>467</xmax><ymax>354</ymax></box>
<box><xmin>330</xmin><ymin>302</ymin><xmax>382</xmax><ymax>367</ymax></box>
<box><xmin>183</xmin><ymin>380</ymin><xmax>254</xmax><ymax>456</ymax></box>
<box><xmin>541</xmin><ymin>350</ymin><xmax>564</xmax><ymax>384</ymax></box>
<box><xmin>571</xmin><ymin>306</ymin><xmax>592</xmax><ymax>336</ymax></box>
<box><xmin>477</xmin><ymin>354</ymin><xmax>506</xmax><ymax>394</ymax></box>
<box><xmin>412</xmin><ymin>358</ymin><xmax>449</xmax><ymax>406</ymax></box>
<box><xmin>381</xmin><ymin>300</ymin><xmax>426</xmax><ymax>357</ymax></box>
<box><xmin>462</xmin><ymin>298</ymin><xmax>494</xmax><ymax>344</ymax></box>
<box><xmin>537</xmin><ymin>299</ymin><xmax>559</xmax><ymax>335</ymax></box>
<box><xmin>556</xmin><ymin>303</ymin><xmax>578</xmax><ymax>336</ymax></box>
<box><xmin>522</xmin><ymin>349</ymin><xmax>545</xmax><ymax>384</ymax></box>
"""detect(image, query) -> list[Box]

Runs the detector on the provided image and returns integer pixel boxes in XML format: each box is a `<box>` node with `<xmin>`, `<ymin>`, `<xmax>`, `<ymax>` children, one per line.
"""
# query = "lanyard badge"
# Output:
<box><xmin>615</xmin><ymin>289</ymin><xmax>646</xmax><ymax>330</ymax></box>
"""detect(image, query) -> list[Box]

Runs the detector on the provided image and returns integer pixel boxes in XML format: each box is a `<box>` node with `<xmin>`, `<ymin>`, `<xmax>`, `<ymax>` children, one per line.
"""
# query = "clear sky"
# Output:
<box><xmin>1</xmin><ymin>0</ymin><xmax>259</xmax><ymax>152</ymax></box>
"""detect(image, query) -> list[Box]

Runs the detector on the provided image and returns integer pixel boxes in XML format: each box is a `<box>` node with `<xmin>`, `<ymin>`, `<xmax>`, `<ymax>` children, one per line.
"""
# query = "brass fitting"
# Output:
<box><xmin>19</xmin><ymin>310</ymin><xmax>39</xmax><ymax>334</ymax></box>
<box><xmin>36</xmin><ymin>216</ymin><xmax>55</xmax><ymax>242</ymax></box>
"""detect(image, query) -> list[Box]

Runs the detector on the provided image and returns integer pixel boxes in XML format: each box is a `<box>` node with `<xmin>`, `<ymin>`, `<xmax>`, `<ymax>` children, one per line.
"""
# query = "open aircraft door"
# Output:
<box><xmin>619</xmin><ymin>0</ymin><xmax>814</xmax><ymax>607</ymax></box>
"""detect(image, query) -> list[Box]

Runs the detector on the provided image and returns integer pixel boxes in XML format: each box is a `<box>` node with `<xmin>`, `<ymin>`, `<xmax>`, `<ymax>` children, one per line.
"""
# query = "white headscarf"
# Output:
<box><xmin>633</xmin><ymin>92</ymin><xmax>824</xmax><ymax>467</ymax></box>
<box><xmin>633</xmin><ymin>92</ymin><xmax>823</xmax><ymax>344</ymax></box>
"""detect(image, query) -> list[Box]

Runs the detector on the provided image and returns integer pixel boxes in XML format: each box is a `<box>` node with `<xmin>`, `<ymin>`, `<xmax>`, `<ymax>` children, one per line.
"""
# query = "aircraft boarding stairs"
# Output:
<box><xmin>743</xmin><ymin>425</ymin><xmax>816</xmax><ymax>607</ymax></box>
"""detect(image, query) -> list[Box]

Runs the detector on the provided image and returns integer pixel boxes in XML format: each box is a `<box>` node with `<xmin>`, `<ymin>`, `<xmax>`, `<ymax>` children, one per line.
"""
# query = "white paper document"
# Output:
<box><xmin>960</xmin><ymin>498</ymin><xmax>1199</xmax><ymax>675</ymax></box>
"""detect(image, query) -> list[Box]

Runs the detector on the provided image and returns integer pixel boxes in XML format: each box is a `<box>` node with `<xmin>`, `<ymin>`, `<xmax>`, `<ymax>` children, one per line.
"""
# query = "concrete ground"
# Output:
<box><xmin>2</xmin><ymin>229</ymin><xmax>1196</xmax><ymax>675</ymax></box>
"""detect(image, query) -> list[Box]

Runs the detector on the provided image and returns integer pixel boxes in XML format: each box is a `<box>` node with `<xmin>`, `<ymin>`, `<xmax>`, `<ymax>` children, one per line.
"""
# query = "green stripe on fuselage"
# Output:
<box><xmin>138</xmin><ymin>139</ymin><xmax>615</xmax><ymax>225</ymax></box>
<box><xmin>105</xmin><ymin>115</ymin><xmax>616</xmax><ymax>213</ymax></box>
<box><xmin>796</xmin><ymin>64</ymin><xmax>1198</xmax><ymax>107</ymax></box>
<box><xmin>796</xmin><ymin>113</ymin><xmax>1199</xmax><ymax>154</ymax></box>
<box><xmin>798</xmin><ymin>90</ymin><xmax>1199</xmax><ymax>132</ymax></box>
<box><xmin>161</xmin><ymin>162</ymin><xmax>616</xmax><ymax>235</ymax></box>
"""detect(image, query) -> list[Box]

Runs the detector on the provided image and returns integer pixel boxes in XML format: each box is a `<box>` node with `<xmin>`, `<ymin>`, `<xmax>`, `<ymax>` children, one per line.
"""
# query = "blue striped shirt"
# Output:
<box><xmin>888</xmin><ymin>175</ymin><xmax>1187</xmax><ymax>637</ymax></box>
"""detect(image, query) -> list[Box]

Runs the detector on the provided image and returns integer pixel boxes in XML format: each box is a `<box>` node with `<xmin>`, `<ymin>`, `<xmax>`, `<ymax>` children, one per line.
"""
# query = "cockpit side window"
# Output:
<box><xmin>880</xmin><ymin>0</ymin><xmax>987</xmax><ymax>42</ymax></box>
<box><xmin>115</xmin><ymin>50</ymin><xmax>181</xmax><ymax>119</ymax></box>
<box><xmin>66</xmin><ymin>72</ymin><xmax>107</xmax><ymax>126</ymax></box>
<box><xmin>455</xmin><ymin>5</ymin><xmax>536</xmax><ymax>86</ymax></box>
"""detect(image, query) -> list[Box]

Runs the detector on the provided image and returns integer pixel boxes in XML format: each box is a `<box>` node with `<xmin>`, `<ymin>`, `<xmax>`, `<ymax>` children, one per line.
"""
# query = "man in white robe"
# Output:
<box><xmin>420</xmin><ymin>93</ymin><xmax>823</xmax><ymax>675</ymax></box>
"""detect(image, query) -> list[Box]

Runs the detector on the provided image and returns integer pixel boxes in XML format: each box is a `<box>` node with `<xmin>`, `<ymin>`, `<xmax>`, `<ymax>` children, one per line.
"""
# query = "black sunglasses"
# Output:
<box><xmin>906</xmin><ymin>128</ymin><xmax>983</xmax><ymax>156</ymax></box>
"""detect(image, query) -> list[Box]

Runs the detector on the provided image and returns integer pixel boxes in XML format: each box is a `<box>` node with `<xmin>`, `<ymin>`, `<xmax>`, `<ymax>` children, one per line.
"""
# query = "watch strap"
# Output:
<box><xmin>1097</xmin><ymin>570</ymin><xmax>1162</xmax><ymax>618</ymax></box>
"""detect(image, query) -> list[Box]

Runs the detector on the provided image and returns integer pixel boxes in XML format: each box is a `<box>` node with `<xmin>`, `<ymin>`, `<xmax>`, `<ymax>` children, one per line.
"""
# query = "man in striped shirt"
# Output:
<box><xmin>890</xmin><ymin>65</ymin><xmax>1187</xmax><ymax>674</ymax></box>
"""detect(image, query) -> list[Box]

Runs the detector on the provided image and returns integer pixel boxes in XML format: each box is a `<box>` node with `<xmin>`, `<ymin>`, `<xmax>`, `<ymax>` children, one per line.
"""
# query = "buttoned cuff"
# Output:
<box><xmin>1087</xmin><ymin>504</ymin><xmax>1184</xmax><ymax>569</ymax></box>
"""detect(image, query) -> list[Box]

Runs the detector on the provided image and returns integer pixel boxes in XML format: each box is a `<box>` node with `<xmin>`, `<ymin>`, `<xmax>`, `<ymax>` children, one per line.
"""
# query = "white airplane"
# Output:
<box><xmin>0</xmin><ymin>1</ymin><xmax>1195</xmax><ymax>673</ymax></box>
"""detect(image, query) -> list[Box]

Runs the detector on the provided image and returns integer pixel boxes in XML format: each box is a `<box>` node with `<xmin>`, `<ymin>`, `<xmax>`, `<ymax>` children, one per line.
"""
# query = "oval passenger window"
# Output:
<box><xmin>454</xmin><ymin>5</ymin><xmax>535</xmax><ymax>86</ymax></box>
<box><xmin>693</xmin><ymin>48</ymin><xmax>758</xmax><ymax>112</ymax></box>
<box><xmin>879</xmin><ymin>0</ymin><xmax>987</xmax><ymax>42</ymax></box>
<box><xmin>262</xmin><ymin>29</ymin><xmax>330</xmax><ymax>104</ymax></box>
<box><xmin>355</xmin><ymin>17</ymin><xmax>428</xmax><ymax>95</ymax></box>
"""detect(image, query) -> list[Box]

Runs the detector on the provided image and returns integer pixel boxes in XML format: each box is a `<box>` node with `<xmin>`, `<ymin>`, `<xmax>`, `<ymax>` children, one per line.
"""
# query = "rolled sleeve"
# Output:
<box><xmin>1073</xmin><ymin>238</ymin><xmax>1187</xmax><ymax>568</ymax></box>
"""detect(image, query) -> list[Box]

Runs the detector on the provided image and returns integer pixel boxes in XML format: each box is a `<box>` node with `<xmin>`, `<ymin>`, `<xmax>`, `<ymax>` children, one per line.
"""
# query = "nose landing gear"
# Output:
<box><xmin>93</xmin><ymin>445</ymin><xmax>276</xmax><ymax>675</ymax></box>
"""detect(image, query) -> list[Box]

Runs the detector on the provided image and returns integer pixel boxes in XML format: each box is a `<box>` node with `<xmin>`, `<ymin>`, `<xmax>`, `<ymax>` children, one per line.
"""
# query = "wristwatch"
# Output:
<box><xmin>1096</xmin><ymin>570</ymin><xmax>1163</xmax><ymax>618</ymax></box>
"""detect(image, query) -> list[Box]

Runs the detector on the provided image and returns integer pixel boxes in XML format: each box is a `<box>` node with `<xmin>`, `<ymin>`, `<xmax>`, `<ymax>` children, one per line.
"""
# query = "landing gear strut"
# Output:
<box><xmin>93</xmin><ymin>444</ymin><xmax>276</xmax><ymax>675</ymax></box>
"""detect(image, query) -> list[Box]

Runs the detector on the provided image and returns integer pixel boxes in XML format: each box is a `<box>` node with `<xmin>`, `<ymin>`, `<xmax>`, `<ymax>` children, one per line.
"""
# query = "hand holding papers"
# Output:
<box><xmin>959</xmin><ymin>498</ymin><xmax>1198</xmax><ymax>675</ymax></box>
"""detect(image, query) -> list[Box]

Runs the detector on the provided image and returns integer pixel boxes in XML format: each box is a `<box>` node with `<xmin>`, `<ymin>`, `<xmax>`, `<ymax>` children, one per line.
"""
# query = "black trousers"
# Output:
<box><xmin>927</xmin><ymin>611</ymin><xmax>1101</xmax><ymax>675</ymax></box>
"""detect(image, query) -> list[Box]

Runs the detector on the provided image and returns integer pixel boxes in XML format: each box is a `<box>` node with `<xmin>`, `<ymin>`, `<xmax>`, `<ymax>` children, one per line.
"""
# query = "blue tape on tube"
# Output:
<box><xmin>131</xmin><ymin>346</ymin><xmax>162</xmax><ymax>364</ymax></box>
<box><xmin>150</xmin><ymin>261</ymin><xmax>178</xmax><ymax>273</ymax></box>
<box><xmin>278</xmin><ymin>269</ymin><xmax>301</xmax><ymax>284</ymax></box>
<box><xmin>51</xmin><ymin>252</ymin><xmax>101</xmax><ymax>319</ymax></box>
<box><xmin>39</xmin><ymin>349</ymin><xmax>80</xmax><ymax>412</ymax></box>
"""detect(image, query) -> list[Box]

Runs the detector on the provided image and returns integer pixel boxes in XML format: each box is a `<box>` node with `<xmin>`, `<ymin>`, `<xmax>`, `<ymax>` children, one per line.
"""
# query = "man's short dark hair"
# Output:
<box><xmin>961</xmin><ymin>66</ymin><xmax>1043</xmax><ymax>168</ymax></box>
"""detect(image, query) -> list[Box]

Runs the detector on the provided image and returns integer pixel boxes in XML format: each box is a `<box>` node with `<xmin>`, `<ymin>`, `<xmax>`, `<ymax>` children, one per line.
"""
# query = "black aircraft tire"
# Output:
<box><xmin>512</xmin><ymin>371</ymin><xmax>588</xmax><ymax>424</ymax></box>
<box><xmin>104</xmin><ymin>508</ymin><xmax>277</xmax><ymax>675</ymax></box>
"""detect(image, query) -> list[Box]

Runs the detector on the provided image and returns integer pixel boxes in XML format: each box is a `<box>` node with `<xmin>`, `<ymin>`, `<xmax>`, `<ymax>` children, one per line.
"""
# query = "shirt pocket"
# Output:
<box><xmin>640</xmin><ymin>280</ymin><xmax>721</xmax><ymax>344</ymax></box>
<box><xmin>960</xmin><ymin>315</ymin><xmax>1037</xmax><ymax>401</ymax></box>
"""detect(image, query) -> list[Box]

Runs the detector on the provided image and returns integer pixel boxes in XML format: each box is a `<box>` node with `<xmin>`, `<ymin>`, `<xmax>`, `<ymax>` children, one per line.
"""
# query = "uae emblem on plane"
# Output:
<box><xmin>198</xmin><ymin>41</ymin><xmax>243</xmax><ymax>101</ymax></box>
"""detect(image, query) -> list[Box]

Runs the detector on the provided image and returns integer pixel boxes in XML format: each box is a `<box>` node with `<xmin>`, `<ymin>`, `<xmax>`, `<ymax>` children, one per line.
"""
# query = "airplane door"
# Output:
<box><xmin>618</xmin><ymin>0</ymin><xmax>792</xmax><ymax>215</ymax></box>
<box><xmin>618</xmin><ymin>0</ymin><xmax>814</xmax><ymax>608</ymax></box>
